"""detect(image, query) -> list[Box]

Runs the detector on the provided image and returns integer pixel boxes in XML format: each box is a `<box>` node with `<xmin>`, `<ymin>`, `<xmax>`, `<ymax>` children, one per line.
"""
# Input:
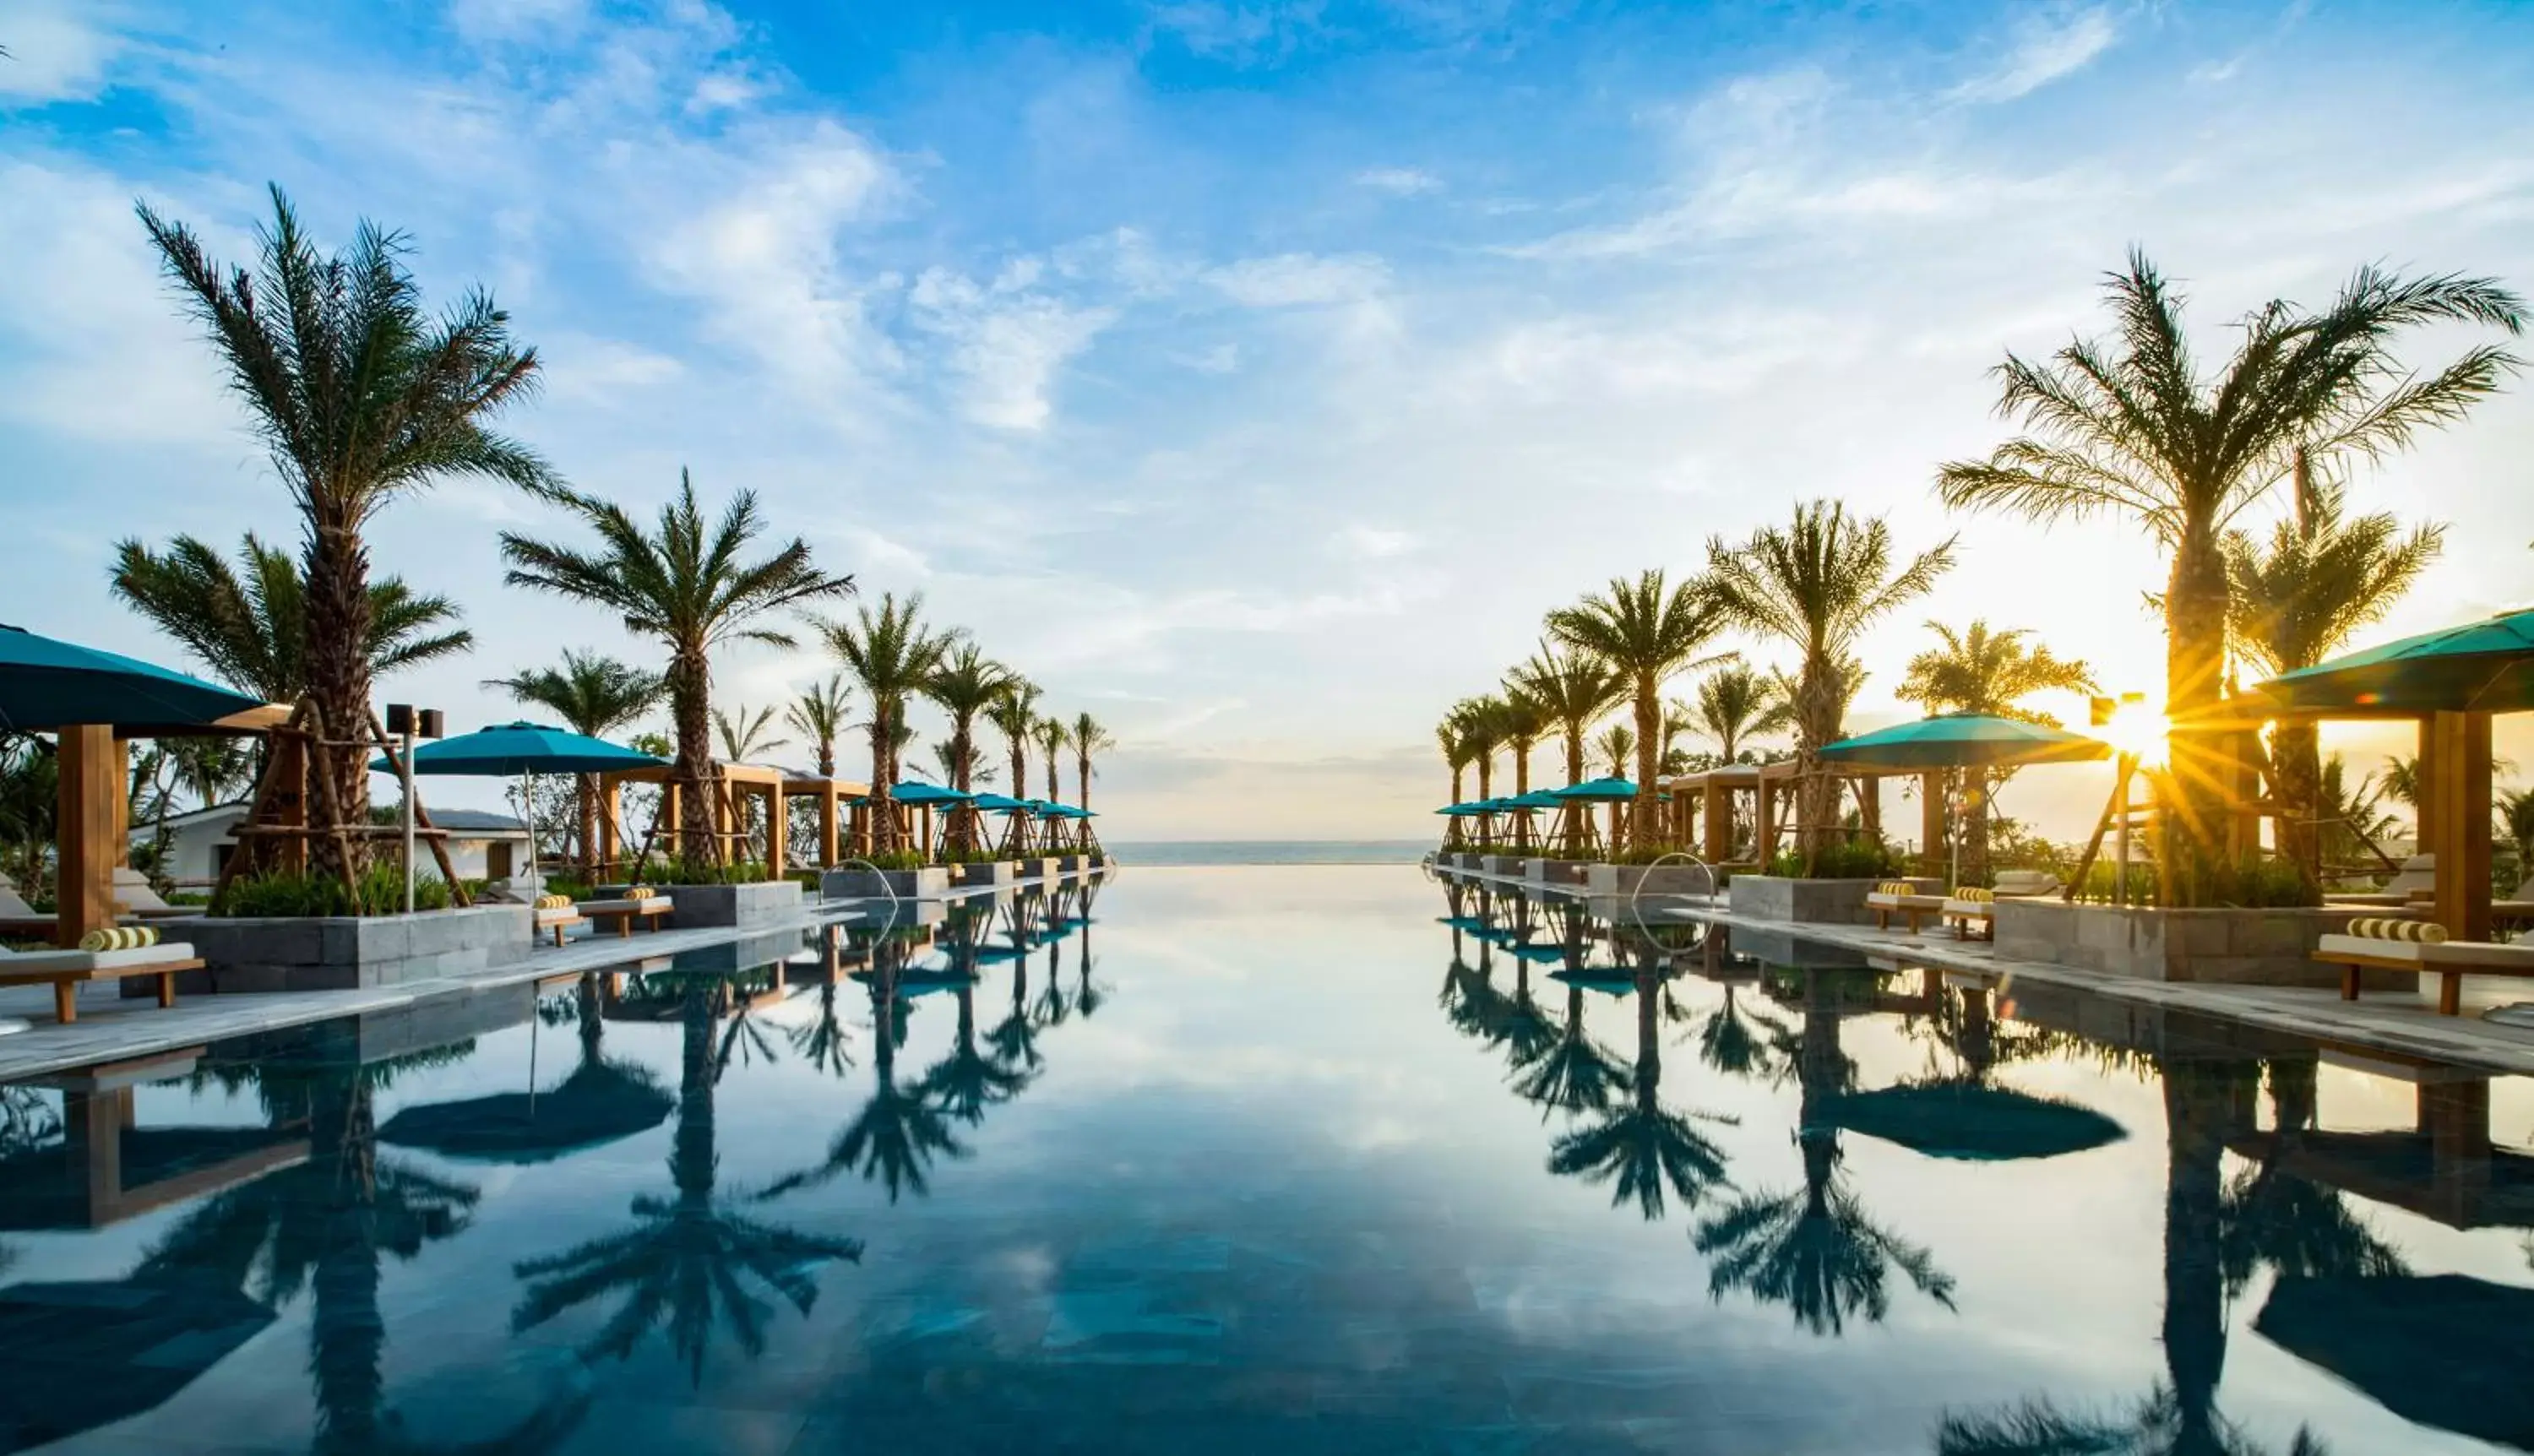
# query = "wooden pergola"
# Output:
<box><xmin>592</xmin><ymin>763</ymin><xmax>873</xmax><ymax>876</ymax></box>
<box><xmin>57</xmin><ymin>704</ymin><xmax>293</xmax><ymax>948</ymax></box>
<box><xmin>1659</xmin><ymin>760</ymin><xmax>1922</xmax><ymax>871</ymax></box>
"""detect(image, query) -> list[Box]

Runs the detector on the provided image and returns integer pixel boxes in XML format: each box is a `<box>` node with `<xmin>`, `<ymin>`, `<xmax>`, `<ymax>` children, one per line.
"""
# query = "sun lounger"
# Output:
<box><xmin>1941</xmin><ymin>886</ymin><xmax>1997</xmax><ymax>941</ymax></box>
<box><xmin>1867</xmin><ymin>880</ymin><xmax>1946</xmax><ymax>932</ymax></box>
<box><xmin>111</xmin><ymin>867</ymin><xmax>200</xmax><ymax>921</ymax></box>
<box><xmin>1993</xmin><ymin>870</ymin><xmax>2063</xmax><ymax>899</ymax></box>
<box><xmin>579</xmin><ymin>889</ymin><xmax>672</xmax><ymax>937</ymax></box>
<box><xmin>531</xmin><ymin>895</ymin><xmax>585</xmax><ymax>948</ymax></box>
<box><xmin>2315</xmin><ymin>917</ymin><xmax>2534</xmax><ymax>1015</ymax></box>
<box><xmin>2325</xmin><ymin>853</ymin><xmax>2435</xmax><ymax>908</ymax></box>
<box><xmin>2490</xmin><ymin>876</ymin><xmax>2534</xmax><ymax>925</ymax></box>
<box><xmin>0</xmin><ymin>936</ymin><xmax>199</xmax><ymax>1023</ymax></box>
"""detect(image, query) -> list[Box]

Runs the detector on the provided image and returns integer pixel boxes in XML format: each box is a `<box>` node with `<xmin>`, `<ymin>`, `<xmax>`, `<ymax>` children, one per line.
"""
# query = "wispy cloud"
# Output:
<box><xmin>1356</xmin><ymin>166</ymin><xmax>1443</xmax><ymax>196</ymax></box>
<box><xmin>0</xmin><ymin>0</ymin><xmax>129</xmax><ymax>104</ymax></box>
<box><xmin>1949</xmin><ymin>6</ymin><xmax>2120</xmax><ymax>104</ymax></box>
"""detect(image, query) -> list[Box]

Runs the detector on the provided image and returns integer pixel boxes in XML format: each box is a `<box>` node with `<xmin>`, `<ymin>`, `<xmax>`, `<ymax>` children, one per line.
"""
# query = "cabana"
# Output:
<box><xmin>594</xmin><ymin>760</ymin><xmax>869</xmax><ymax>875</ymax></box>
<box><xmin>2256</xmin><ymin>606</ymin><xmax>2533</xmax><ymax>943</ymax></box>
<box><xmin>1819</xmin><ymin>712</ymin><xmax>2108</xmax><ymax>888</ymax></box>
<box><xmin>1657</xmin><ymin>763</ymin><xmax>1797</xmax><ymax>867</ymax></box>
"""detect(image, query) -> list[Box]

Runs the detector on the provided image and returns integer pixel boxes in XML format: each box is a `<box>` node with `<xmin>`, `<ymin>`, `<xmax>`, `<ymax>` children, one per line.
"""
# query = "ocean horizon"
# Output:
<box><xmin>1104</xmin><ymin>840</ymin><xmax>1433</xmax><ymax>867</ymax></box>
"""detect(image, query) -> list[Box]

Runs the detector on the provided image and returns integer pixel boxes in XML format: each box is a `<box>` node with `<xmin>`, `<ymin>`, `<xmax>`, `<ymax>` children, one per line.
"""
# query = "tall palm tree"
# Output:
<box><xmin>818</xmin><ymin>593</ymin><xmax>955</xmax><ymax>856</ymax></box>
<box><xmin>1897</xmin><ymin>621</ymin><xmax>2096</xmax><ymax>882</ymax></box>
<box><xmin>1546</xmin><ymin>569</ymin><xmax>1731</xmax><ymax>845</ymax></box>
<box><xmin>1454</xmin><ymin>695</ymin><xmax>1508</xmax><ymax>803</ymax></box>
<box><xmin>1509</xmin><ymin>647</ymin><xmax>1619</xmax><ymax>850</ymax></box>
<box><xmin>1709</xmin><ymin>502</ymin><xmax>1955</xmax><ymax>863</ymax></box>
<box><xmin>513</xmin><ymin>975</ymin><xmax>862</xmax><ymax>1384</ymax></box>
<box><xmin>1069</xmin><ymin>712</ymin><xmax>1116</xmax><ymax>814</ymax></box>
<box><xmin>140</xmin><ymin>187</ymin><xmax>553</xmax><ymax>866</ymax></box>
<box><xmin>987</xmin><ymin>680</ymin><xmax>1041</xmax><ymax>855</ymax></box>
<box><xmin>783</xmin><ymin>674</ymin><xmax>854</xmax><ymax>780</ymax></box>
<box><xmin>485</xmin><ymin>649</ymin><xmax>664</xmax><ymax>874</ymax></box>
<box><xmin>1687</xmin><ymin>662</ymin><xmax>1792</xmax><ymax>768</ymax></box>
<box><xmin>712</xmin><ymin>704</ymin><xmax>786</xmax><ymax>763</ymax></box>
<box><xmin>924</xmin><ymin>645</ymin><xmax>1013</xmax><ymax>855</ymax></box>
<box><xmin>1937</xmin><ymin>251</ymin><xmax>2520</xmax><ymax>901</ymax></box>
<box><xmin>1435</xmin><ymin>714</ymin><xmax>1475</xmax><ymax>807</ymax></box>
<box><xmin>2225</xmin><ymin>453</ymin><xmax>2444</xmax><ymax>882</ymax></box>
<box><xmin>501</xmin><ymin>473</ymin><xmax>852</xmax><ymax>867</ymax></box>
<box><xmin>1034</xmin><ymin>717</ymin><xmax>1070</xmax><ymax>849</ymax></box>
<box><xmin>113</xmin><ymin>533</ymin><xmax>474</xmax><ymax>705</ymax></box>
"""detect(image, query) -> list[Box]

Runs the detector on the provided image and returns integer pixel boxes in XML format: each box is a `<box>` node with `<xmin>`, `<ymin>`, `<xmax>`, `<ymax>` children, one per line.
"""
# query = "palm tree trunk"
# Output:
<box><xmin>2270</xmin><ymin>720</ymin><xmax>2322</xmax><ymax>886</ymax></box>
<box><xmin>868</xmin><ymin>715</ymin><xmax>899</xmax><ymax>855</ymax></box>
<box><xmin>1563</xmin><ymin>730</ymin><xmax>1585</xmax><ymax>853</ymax></box>
<box><xmin>2163</xmin><ymin>534</ymin><xmax>2235</xmax><ymax>904</ymax></box>
<box><xmin>1632</xmin><ymin>674</ymin><xmax>1660</xmax><ymax>848</ymax></box>
<box><xmin>1513</xmin><ymin>741</ymin><xmax>1532</xmax><ymax>852</ymax></box>
<box><xmin>302</xmin><ymin>521</ymin><xmax>376</xmax><ymax>877</ymax></box>
<box><xmin>1794</xmin><ymin>657</ymin><xmax>1843</xmax><ymax>866</ymax></box>
<box><xmin>2160</xmin><ymin>1060</ymin><xmax>2236</xmax><ymax>1456</ymax></box>
<box><xmin>670</xmin><ymin>652</ymin><xmax>718</xmax><ymax>867</ymax></box>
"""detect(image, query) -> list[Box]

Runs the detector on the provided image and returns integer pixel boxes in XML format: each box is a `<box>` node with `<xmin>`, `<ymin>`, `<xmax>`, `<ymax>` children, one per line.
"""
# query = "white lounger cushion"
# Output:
<box><xmin>0</xmin><ymin>943</ymin><xmax>196</xmax><ymax>975</ymax></box>
<box><xmin>581</xmin><ymin>896</ymin><xmax>671</xmax><ymax>914</ymax></box>
<box><xmin>2317</xmin><ymin>934</ymin><xmax>2534</xmax><ymax>970</ymax></box>
<box><xmin>1866</xmin><ymin>891</ymin><xmax>1945</xmax><ymax>910</ymax></box>
<box><xmin>1994</xmin><ymin>872</ymin><xmax>2062</xmax><ymax>897</ymax></box>
<box><xmin>533</xmin><ymin>906</ymin><xmax>582</xmax><ymax>925</ymax></box>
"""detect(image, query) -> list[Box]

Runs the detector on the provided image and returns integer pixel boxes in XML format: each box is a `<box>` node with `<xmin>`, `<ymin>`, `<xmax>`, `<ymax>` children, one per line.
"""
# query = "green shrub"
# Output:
<box><xmin>217</xmin><ymin>864</ymin><xmax>454</xmax><ymax>918</ymax></box>
<box><xmin>1767</xmin><ymin>839</ymin><xmax>1905</xmax><ymax>880</ymax></box>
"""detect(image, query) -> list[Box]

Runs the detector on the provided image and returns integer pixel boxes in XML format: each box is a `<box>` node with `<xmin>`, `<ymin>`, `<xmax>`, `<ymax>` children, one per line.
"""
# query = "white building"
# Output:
<box><xmin>132</xmin><ymin>803</ymin><xmax>534</xmax><ymax>888</ymax></box>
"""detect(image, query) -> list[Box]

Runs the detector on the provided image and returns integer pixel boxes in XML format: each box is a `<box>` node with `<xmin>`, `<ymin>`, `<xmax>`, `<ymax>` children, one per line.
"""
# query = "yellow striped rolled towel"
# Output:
<box><xmin>2352</xmin><ymin>916</ymin><xmax>2446</xmax><ymax>943</ymax></box>
<box><xmin>1956</xmin><ymin>887</ymin><xmax>1995</xmax><ymax>904</ymax></box>
<box><xmin>625</xmin><ymin>887</ymin><xmax>655</xmax><ymax>899</ymax></box>
<box><xmin>77</xmin><ymin>926</ymin><xmax>160</xmax><ymax>952</ymax></box>
<box><xmin>1877</xmin><ymin>881</ymin><xmax>1911</xmax><ymax>895</ymax></box>
<box><xmin>535</xmin><ymin>894</ymin><xmax>574</xmax><ymax>910</ymax></box>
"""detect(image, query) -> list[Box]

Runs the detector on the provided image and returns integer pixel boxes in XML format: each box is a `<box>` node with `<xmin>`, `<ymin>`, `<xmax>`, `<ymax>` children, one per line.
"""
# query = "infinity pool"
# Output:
<box><xmin>2</xmin><ymin>867</ymin><xmax>2530</xmax><ymax>1453</ymax></box>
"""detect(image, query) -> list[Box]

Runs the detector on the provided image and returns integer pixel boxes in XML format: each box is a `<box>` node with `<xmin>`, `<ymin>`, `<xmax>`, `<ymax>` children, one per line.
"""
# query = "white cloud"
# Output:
<box><xmin>447</xmin><ymin>0</ymin><xmax>589</xmax><ymax>45</ymax></box>
<box><xmin>907</xmin><ymin>265</ymin><xmax>1116</xmax><ymax>431</ymax></box>
<box><xmin>644</xmin><ymin>119</ymin><xmax>901</xmax><ymax>404</ymax></box>
<box><xmin>1355</xmin><ymin>166</ymin><xmax>1442</xmax><ymax>196</ymax></box>
<box><xmin>1949</xmin><ymin>6</ymin><xmax>2120</xmax><ymax>104</ymax></box>
<box><xmin>1334</xmin><ymin>524</ymin><xmax>1415</xmax><ymax>559</ymax></box>
<box><xmin>1207</xmin><ymin>253</ymin><xmax>1387</xmax><ymax>307</ymax></box>
<box><xmin>1173</xmin><ymin>342</ymin><xmax>1241</xmax><ymax>374</ymax></box>
<box><xmin>1146</xmin><ymin>1</ymin><xmax>1326</xmax><ymax>62</ymax></box>
<box><xmin>0</xmin><ymin>0</ymin><xmax>127</xmax><ymax>104</ymax></box>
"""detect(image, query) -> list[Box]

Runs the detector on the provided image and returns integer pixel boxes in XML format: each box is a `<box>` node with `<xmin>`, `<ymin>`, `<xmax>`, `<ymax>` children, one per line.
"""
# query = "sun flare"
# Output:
<box><xmin>2092</xmin><ymin>698</ymin><xmax>2172</xmax><ymax>767</ymax></box>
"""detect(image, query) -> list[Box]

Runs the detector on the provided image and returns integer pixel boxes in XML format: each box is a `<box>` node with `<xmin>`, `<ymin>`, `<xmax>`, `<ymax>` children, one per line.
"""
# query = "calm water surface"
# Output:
<box><xmin>2</xmin><ymin>866</ymin><xmax>2530</xmax><ymax>1453</ymax></box>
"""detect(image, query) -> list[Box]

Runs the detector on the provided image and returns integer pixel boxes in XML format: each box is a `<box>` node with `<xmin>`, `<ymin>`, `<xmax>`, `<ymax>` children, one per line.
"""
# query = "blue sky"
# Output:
<box><xmin>4</xmin><ymin>0</ymin><xmax>2531</xmax><ymax>839</ymax></box>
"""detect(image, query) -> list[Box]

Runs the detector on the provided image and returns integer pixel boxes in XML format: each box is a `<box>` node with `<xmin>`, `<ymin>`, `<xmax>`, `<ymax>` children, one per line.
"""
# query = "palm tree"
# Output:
<box><xmin>1069</xmin><ymin>711</ymin><xmax>1116</xmax><ymax>813</ymax></box>
<box><xmin>818</xmin><ymin>593</ymin><xmax>955</xmax><ymax>856</ymax></box>
<box><xmin>513</xmin><ymin>975</ymin><xmax>862</xmax><ymax>1384</ymax></box>
<box><xmin>485</xmin><ymin>649</ymin><xmax>664</xmax><ymax>874</ymax></box>
<box><xmin>1693</xmin><ymin>970</ymin><xmax>1955</xmax><ymax>1336</ymax></box>
<box><xmin>1509</xmin><ymin>646</ymin><xmax>1620</xmax><ymax>850</ymax></box>
<box><xmin>140</xmin><ymin>187</ymin><xmax>553</xmax><ymax>866</ymax></box>
<box><xmin>1435</xmin><ymin>714</ymin><xmax>1475</xmax><ymax>808</ymax></box>
<box><xmin>1032</xmin><ymin>716</ymin><xmax>1069</xmax><ymax>845</ymax></box>
<box><xmin>501</xmin><ymin>472</ymin><xmax>852</xmax><ymax>867</ymax></box>
<box><xmin>924</xmin><ymin>645</ymin><xmax>1013</xmax><ymax>855</ymax></box>
<box><xmin>1896</xmin><ymin>620</ymin><xmax>2096</xmax><ymax>881</ymax></box>
<box><xmin>1496</xmin><ymin>690</ymin><xmax>1549</xmax><ymax>850</ymax></box>
<box><xmin>986</xmin><ymin>680</ymin><xmax>1041</xmax><ymax>855</ymax></box>
<box><xmin>112</xmin><ymin>533</ymin><xmax>475</xmax><ymax>705</ymax></box>
<box><xmin>783</xmin><ymin>674</ymin><xmax>854</xmax><ymax>780</ymax></box>
<box><xmin>1709</xmin><ymin>502</ymin><xmax>1955</xmax><ymax>864</ymax></box>
<box><xmin>1547</xmin><ymin>569</ymin><xmax>1731</xmax><ymax>845</ymax></box>
<box><xmin>712</xmin><ymin>704</ymin><xmax>786</xmax><ymax>763</ymax></box>
<box><xmin>2225</xmin><ymin>453</ymin><xmax>2444</xmax><ymax>883</ymax></box>
<box><xmin>1548</xmin><ymin>962</ymin><xmax>1734</xmax><ymax>1220</ymax></box>
<box><xmin>1937</xmin><ymin>251</ymin><xmax>2521</xmax><ymax>901</ymax></box>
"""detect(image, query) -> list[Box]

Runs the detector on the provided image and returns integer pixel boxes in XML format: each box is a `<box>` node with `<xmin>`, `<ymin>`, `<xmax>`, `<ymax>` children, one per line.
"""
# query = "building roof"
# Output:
<box><xmin>423</xmin><ymin>809</ymin><xmax>530</xmax><ymax>835</ymax></box>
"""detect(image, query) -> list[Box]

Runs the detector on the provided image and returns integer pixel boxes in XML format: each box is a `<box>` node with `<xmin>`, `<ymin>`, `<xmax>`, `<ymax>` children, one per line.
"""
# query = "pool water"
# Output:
<box><xmin>2</xmin><ymin>866</ymin><xmax>2531</xmax><ymax>1454</ymax></box>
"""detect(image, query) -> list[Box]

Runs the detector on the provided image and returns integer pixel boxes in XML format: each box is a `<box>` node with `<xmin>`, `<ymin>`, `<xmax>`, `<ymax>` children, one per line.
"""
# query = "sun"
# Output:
<box><xmin>2092</xmin><ymin>697</ymin><xmax>2172</xmax><ymax>767</ymax></box>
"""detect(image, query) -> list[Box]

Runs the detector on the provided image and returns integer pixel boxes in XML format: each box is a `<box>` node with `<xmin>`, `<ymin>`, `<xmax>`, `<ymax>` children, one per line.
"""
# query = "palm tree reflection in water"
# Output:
<box><xmin>142</xmin><ymin>1048</ymin><xmax>586</xmax><ymax>1453</ymax></box>
<box><xmin>1547</xmin><ymin>955</ymin><xmax>1734</xmax><ymax>1221</ymax></box>
<box><xmin>758</xmin><ymin>932</ymin><xmax>968</xmax><ymax>1205</ymax></box>
<box><xmin>1933</xmin><ymin>1056</ymin><xmax>2361</xmax><ymax>1456</ymax></box>
<box><xmin>1692</xmin><ymin>970</ymin><xmax>1956</xmax><ymax>1336</ymax></box>
<box><xmin>510</xmin><ymin>973</ymin><xmax>862</xmax><ymax>1385</ymax></box>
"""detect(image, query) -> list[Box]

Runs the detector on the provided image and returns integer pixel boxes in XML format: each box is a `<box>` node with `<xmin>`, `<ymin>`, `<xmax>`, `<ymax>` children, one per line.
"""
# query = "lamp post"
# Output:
<box><xmin>386</xmin><ymin>704</ymin><xmax>445</xmax><ymax>913</ymax></box>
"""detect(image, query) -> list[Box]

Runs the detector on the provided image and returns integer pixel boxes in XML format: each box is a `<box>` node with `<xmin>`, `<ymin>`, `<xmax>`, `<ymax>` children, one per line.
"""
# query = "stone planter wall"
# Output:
<box><xmin>1729</xmin><ymin>875</ymin><xmax>1940</xmax><ymax>926</ymax></box>
<box><xmin>1058</xmin><ymin>855</ymin><xmax>1088</xmax><ymax>874</ymax></box>
<box><xmin>954</xmin><ymin>861</ymin><xmax>1015</xmax><ymax>889</ymax></box>
<box><xmin>1016</xmin><ymin>857</ymin><xmax>1061</xmax><ymax>883</ymax></box>
<box><xmin>163</xmin><ymin>904</ymin><xmax>534</xmax><ymax>995</ymax></box>
<box><xmin>822</xmin><ymin>867</ymin><xmax>951</xmax><ymax>900</ymax></box>
<box><xmin>1585</xmin><ymin>863</ymin><xmax>1718</xmax><ymax>898</ymax></box>
<box><xmin>1991</xmin><ymin>900</ymin><xmax>2405</xmax><ymax>987</ymax></box>
<box><xmin>1482</xmin><ymin>855</ymin><xmax>1526</xmax><ymax>877</ymax></box>
<box><xmin>669</xmin><ymin>880</ymin><xmax>804</xmax><ymax>927</ymax></box>
<box><xmin>1527</xmin><ymin>859</ymin><xmax>1591</xmax><ymax>887</ymax></box>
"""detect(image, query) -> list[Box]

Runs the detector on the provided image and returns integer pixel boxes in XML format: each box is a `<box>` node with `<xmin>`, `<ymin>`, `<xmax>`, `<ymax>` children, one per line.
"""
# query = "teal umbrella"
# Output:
<box><xmin>971</xmin><ymin>792</ymin><xmax>1033</xmax><ymax>813</ymax></box>
<box><xmin>885</xmin><ymin>781</ymin><xmax>972</xmax><ymax>805</ymax></box>
<box><xmin>2258</xmin><ymin>606</ymin><xmax>2534</xmax><ymax>714</ymax></box>
<box><xmin>0</xmin><ymin>623</ymin><xmax>264</xmax><ymax>734</ymax></box>
<box><xmin>1819</xmin><ymin>712</ymin><xmax>2108</xmax><ymax>770</ymax></box>
<box><xmin>1549</xmin><ymin>776</ymin><xmax>1638</xmax><ymax>801</ymax></box>
<box><xmin>1823</xmin><ymin>1082</ymin><xmax>2124</xmax><ymax>1160</ymax></box>
<box><xmin>368</xmin><ymin>721</ymin><xmax>664</xmax><ymax>775</ymax></box>
<box><xmin>1502</xmin><ymin>790</ymin><xmax>1565</xmax><ymax>812</ymax></box>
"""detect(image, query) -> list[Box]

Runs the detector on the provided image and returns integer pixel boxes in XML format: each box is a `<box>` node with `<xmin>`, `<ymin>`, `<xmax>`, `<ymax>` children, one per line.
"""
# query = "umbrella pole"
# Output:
<box><xmin>520</xmin><ymin>771</ymin><xmax>537</xmax><ymax>897</ymax></box>
<box><xmin>401</xmin><ymin>727</ymin><xmax>417</xmax><ymax>915</ymax></box>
